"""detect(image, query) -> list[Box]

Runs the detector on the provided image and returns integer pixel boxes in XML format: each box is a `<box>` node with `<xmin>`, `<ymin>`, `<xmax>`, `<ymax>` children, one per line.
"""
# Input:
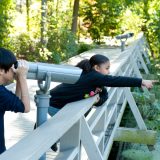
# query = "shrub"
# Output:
<box><xmin>11</xmin><ymin>33</ymin><xmax>40</xmax><ymax>61</ymax></box>
<box><xmin>78</xmin><ymin>43</ymin><xmax>92</xmax><ymax>54</ymax></box>
<box><xmin>47</xmin><ymin>28</ymin><xmax>78</xmax><ymax>62</ymax></box>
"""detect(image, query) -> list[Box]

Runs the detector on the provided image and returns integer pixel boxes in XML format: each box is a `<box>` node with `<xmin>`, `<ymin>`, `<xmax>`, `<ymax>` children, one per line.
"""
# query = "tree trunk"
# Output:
<box><xmin>71</xmin><ymin>0</ymin><xmax>80</xmax><ymax>33</ymax></box>
<box><xmin>41</xmin><ymin>0</ymin><xmax>47</xmax><ymax>46</ymax></box>
<box><xmin>20</xmin><ymin>0</ymin><xmax>23</xmax><ymax>13</ymax></box>
<box><xmin>143</xmin><ymin>0</ymin><xmax>154</xmax><ymax>57</ymax></box>
<box><xmin>56</xmin><ymin>0</ymin><xmax>59</xmax><ymax>18</ymax></box>
<box><xmin>26</xmin><ymin>0</ymin><xmax>30</xmax><ymax>32</ymax></box>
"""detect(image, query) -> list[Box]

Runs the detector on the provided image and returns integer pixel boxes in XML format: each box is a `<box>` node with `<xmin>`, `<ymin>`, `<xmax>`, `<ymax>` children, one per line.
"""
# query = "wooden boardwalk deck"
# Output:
<box><xmin>4</xmin><ymin>46</ymin><xmax>125</xmax><ymax>159</ymax></box>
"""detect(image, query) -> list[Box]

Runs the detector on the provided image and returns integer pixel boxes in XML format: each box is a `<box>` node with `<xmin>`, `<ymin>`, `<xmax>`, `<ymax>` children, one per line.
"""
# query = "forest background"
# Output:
<box><xmin>0</xmin><ymin>0</ymin><xmax>160</xmax><ymax>63</ymax></box>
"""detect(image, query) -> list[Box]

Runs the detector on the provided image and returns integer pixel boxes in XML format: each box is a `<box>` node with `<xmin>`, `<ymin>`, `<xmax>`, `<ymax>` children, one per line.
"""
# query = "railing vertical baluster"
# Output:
<box><xmin>60</xmin><ymin>120</ymin><xmax>81</xmax><ymax>160</ymax></box>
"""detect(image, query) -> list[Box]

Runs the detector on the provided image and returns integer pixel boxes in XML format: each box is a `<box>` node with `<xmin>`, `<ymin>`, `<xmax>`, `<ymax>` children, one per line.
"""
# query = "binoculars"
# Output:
<box><xmin>14</xmin><ymin>61</ymin><xmax>18</xmax><ymax>69</ymax></box>
<box><xmin>14</xmin><ymin>61</ymin><xmax>82</xmax><ymax>84</ymax></box>
<box><xmin>116</xmin><ymin>32</ymin><xmax>134</xmax><ymax>40</ymax></box>
<box><xmin>115</xmin><ymin>32</ymin><xmax>134</xmax><ymax>51</ymax></box>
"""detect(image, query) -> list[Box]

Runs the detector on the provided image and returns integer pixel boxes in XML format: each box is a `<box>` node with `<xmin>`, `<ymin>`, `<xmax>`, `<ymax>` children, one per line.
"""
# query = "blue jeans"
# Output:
<box><xmin>48</xmin><ymin>106</ymin><xmax>60</xmax><ymax>117</ymax></box>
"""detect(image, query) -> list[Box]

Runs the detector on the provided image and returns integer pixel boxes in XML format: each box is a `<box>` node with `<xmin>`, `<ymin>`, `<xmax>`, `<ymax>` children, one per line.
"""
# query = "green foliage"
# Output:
<box><xmin>51</xmin><ymin>52</ymin><xmax>62</xmax><ymax>64</ymax></box>
<box><xmin>1</xmin><ymin>0</ymin><xmax>160</xmax><ymax>62</ymax></box>
<box><xmin>142</xmin><ymin>74</ymin><xmax>159</xmax><ymax>80</ymax></box>
<box><xmin>78</xmin><ymin>43</ymin><xmax>93</xmax><ymax>54</ymax></box>
<box><xmin>88</xmin><ymin>26</ymin><xmax>101</xmax><ymax>44</ymax></box>
<box><xmin>148</xmin><ymin>58</ymin><xmax>160</xmax><ymax>76</ymax></box>
<box><xmin>120</xmin><ymin>7</ymin><xmax>144</xmax><ymax>35</ymax></box>
<box><xmin>10</xmin><ymin>33</ymin><xmax>40</xmax><ymax>61</ymax></box>
<box><xmin>132</xmin><ymin>91</ymin><xmax>156</xmax><ymax>105</ymax></box>
<box><xmin>0</xmin><ymin>1</ymin><xmax>80</xmax><ymax>63</ymax></box>
<box><xmin>120</xmin><ymin>105</ymin><xmax>137</xmax><ymax>127</ymax></box>
<box><xmin>122</xmin><ymin>141</ymin><xmax>160</xmax><ymax>160</ymax></box>
<box><xmin>28</xmin><ymin>1</ymin><xmax>41</xmax><ymax>39</ymax></box>
<box><xmin>131</xmin><ymin>85</ymin><xmax>160</xmax><ymax>130</ymax></box>
<box><xmin>144</xmin><ymin>1</ymin><xmax>160</xmax><ymax>57</ymax></box>
<box><xmin>122</xmin><ymin>0</ymin><xmax>160</xmax><ymax>57</ymax></box>
<box><xmin>80</xmin><ymin>0</ymin><xmax>160</xmax><ymax>57</ymax></box>
<box><xmin>150</xmin><ymin>86</ymin><xmax>160</xmax><ymax>99</ymax></box>
<box><xmin>45</xmin><ymin>1</ymin><xmax>78</xmax><ymax>63</ymax></box>
<box><xmin>47</xmin><ymin>28</ymin><xmax>78</xmax><ymax>63</ymax></box>
<box><xmin>122</xmin><ymin>149</ymin><xmax>152</xmax><ymax>160</ymax></box>
<box><xmin>80</xmin><ymin>0</ymin><xmax>122</xmax><ymax>43</ymax></box>
<box><xmin>0</xmin><ymin>0</ymin><xmax>15</xmax><ymax>48</ymax></box>
<box><xmin>39</xmin><ymin>47</ymin><xmax>52</xmax><ymax>61</ymax></box>
<box><xmin>121</xmin><ymin>55</ymin><xmax>160</xmax><ymax>159</ymax></box>
<box><xmin>145</xmin><ymin>118</ymin><xmax>160</xmax><ymax>130</ymax></box>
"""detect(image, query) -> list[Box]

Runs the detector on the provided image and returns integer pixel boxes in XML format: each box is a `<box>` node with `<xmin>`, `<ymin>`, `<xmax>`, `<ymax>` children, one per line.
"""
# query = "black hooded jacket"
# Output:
<box><xmin>50</xmin><ymin>70</ymin><xmax>142</xmax><ymax>109</ymax></box>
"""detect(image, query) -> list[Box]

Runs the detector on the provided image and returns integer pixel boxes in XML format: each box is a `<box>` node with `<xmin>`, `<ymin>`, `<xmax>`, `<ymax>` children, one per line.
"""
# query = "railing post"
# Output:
<box><xmin>34</xmin><ymin>72</ymin><xmax>51</xmax><ymax>160</ymax></box>
<box><xmin>121</xmin><ymin>40</ymin><xmax>125</xmax><ymax>51</ymax></box>
<box><xmin>81</xmin><ymin>117</ymin><xmax>103</xmax><ymax>160</ymax></box>
<box><xmin>59</xmin><ymin>120</ymin><xmax>81</xmax><ymax>160</ymax></box>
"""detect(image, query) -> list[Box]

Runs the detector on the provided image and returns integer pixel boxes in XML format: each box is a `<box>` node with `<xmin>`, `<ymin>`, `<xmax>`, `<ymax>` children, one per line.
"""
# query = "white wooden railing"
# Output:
<box><xmin>0</xmin><ymin>34</ymin><xmax>156</xmax><ymax>160</ymax></box>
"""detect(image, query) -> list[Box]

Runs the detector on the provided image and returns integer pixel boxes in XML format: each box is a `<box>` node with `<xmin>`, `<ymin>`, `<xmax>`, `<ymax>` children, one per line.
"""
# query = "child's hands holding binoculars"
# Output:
<box><xmin>13</xmin><ymin>60</ymin><xmax>29</xmax><ymax>78</ymax></box>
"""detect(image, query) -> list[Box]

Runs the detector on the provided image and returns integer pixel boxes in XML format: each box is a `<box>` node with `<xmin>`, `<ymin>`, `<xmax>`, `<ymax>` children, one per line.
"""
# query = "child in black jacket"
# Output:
<box><xmin>50</xmin><ymin>54</ymin><xmax>155</xmax><ymax>109</ymax></box>
<box><xmin>49</xmin><ymin>54</ymin><xmax>156</xmax><ymax>151</ymax></box>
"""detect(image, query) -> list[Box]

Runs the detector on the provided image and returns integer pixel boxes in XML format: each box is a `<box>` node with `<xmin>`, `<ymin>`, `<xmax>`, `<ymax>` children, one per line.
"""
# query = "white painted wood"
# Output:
<box><xmin>87</xmin><ymin>106</ymin><xmax>106</xmax><ymax>131</ymax></box>
<box><xmin>92</xmin><ymin>112</ymin><xmax>105</xmax><ymax>135</ymax></box>
<box><xmin>140</xmin><ymin>38</ymin><xmax>151</xmax><ymax>65</ymax></box>
<box><xmin>81</xmin><ymin>117</ymin><xmax>103</xmax><ymax>160</ymax></box>
<box><xmin>103</xmin><ymin>99</ymin><xmax>127</xmax><ymax>159</ymax></box>
<box><xmin>123</xmin><ymin>88</ymin><xmax>147</xmax><ymax>130</ymax></box>
<box><xmin>130</xmin><ymin>55</ymin><xmax>143</xmax><ymax>78</ymax></box>
<box><xmin>137</xmin><ymin>45</ymin><xmax>149</xmax><ymax>74</ymax></box>
<box><xmin>142</xmin><ymin>50</ymin><xmax>151</xmax><ymax>65</ymax></box>
<box><xmin>87</xmin><ymin>88</ymin><xmax>117</xmax><ymax>131</ymax></box>
<box><xmin>0</xmin><ymin>96</ymin><xmax>98</xmax><ymax>160</ymax></box>
<box><xmin>60</xmin><ymin>120</ymin><xmax>81</xmax><ymax>160</ymax></box>
<box><xmin>93</xmin><ymin>112</ymin><xmax>105</xmax><ymax>153</ymax></box>
<box><xmin>54</xmin><ymin>148</ymin><xmax>79</xmax><ymax>160</ymax></box>
<box><xmin>104</xmin><ymin>103</ymin><xmax>118</xmax><ymax>131</ymax></box>
<box><xmin>93</xmin><ymin>131</ymin><xmax>104</xmax><ymax>145</ymax></box>
<box><xmin>104</xmin><ymin>89</ymin><xmax>124</xmax><ymax>130</ymax></box>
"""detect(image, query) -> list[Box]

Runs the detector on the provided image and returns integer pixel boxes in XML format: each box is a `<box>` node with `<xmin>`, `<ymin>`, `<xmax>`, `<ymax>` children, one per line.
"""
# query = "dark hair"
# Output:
<box><xmin>76</xmin><ymin>54</ymin><xmax>109</xmax><ymax>72</ymax></box>
<box><xmin>0</xmin><ymin>48</ymin><xmax>17</xmax><ymax>73</ymax></box>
